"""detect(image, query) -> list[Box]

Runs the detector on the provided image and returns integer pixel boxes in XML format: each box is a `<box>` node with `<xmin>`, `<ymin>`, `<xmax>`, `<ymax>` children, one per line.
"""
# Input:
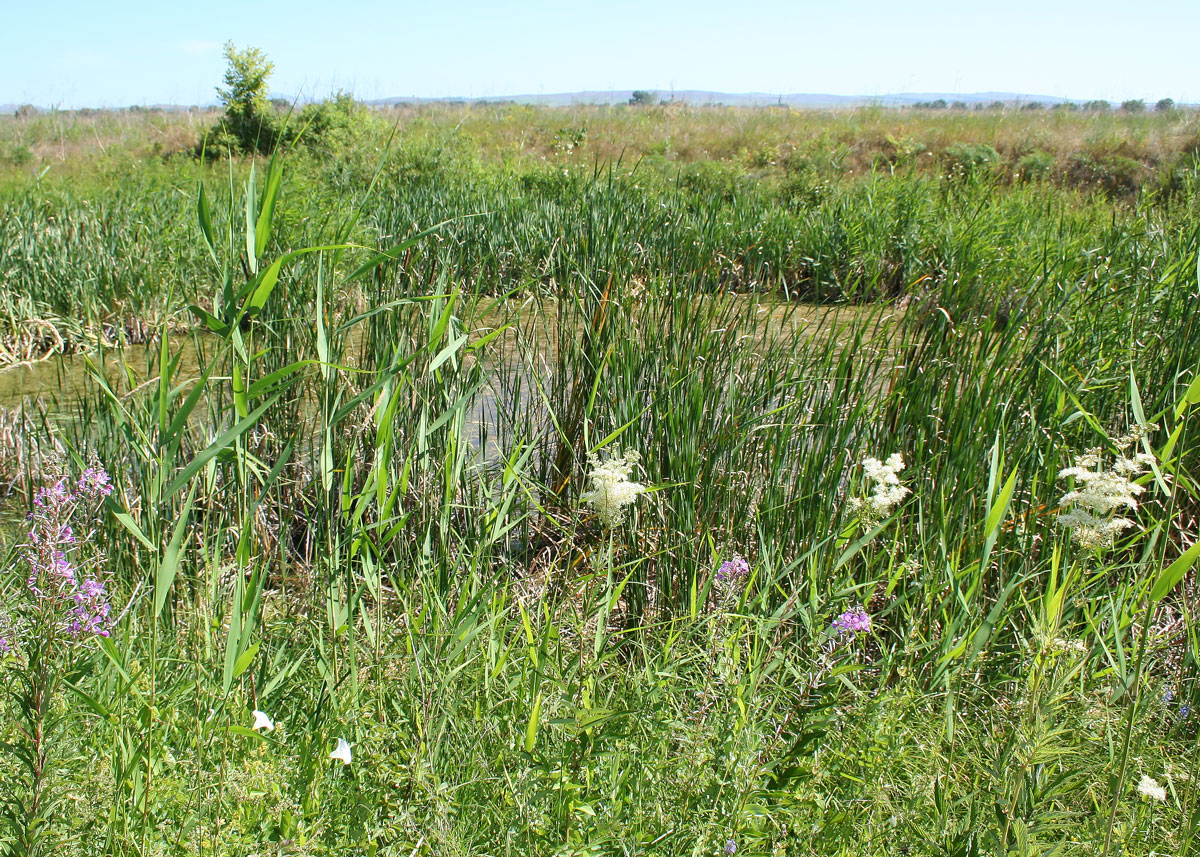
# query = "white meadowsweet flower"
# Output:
<box><xmin>251</xmin><ymin>710</ymin><xmax>274</xmax><ymax>732</ymax></box>
<box><xmin>1057</xmin><ymin>431</ymin><xmax>1154</xmax><ymax>550</ymax></box>
<box><xmin>1138</xmin><ymin>774</ymin><xmax>1167</xmax><ymax>801</ymax></box>
<box><xmin>330</xmin><ymin>737</ymin><xmax>352</xmax><ymax>765</ymax></box>
<box><xmin>847</xmin><ymin>453</ymin><xmax>911</xmax><ymax>527</ymax></box>
<box><xmin>580</xmin><ymin>449</ymin><xmax>646</xmax><ymax>528</ymax></box>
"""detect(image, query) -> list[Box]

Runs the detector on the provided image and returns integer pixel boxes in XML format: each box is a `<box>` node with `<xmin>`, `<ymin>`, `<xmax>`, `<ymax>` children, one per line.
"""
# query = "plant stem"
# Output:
<box><xmin>1102</xmin><ymin>601</ymin><xmax>1154</xmax><ymax>857</ymax></box>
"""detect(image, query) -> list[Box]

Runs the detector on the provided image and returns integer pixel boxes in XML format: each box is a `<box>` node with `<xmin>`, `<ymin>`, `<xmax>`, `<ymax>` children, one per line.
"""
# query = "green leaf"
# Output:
<box><xmin>163</xmin><ymin>364</ymin><xmax>214</xmax><ymax>448</ymax></box>
<box><xmin>232</xmin><ymin>642</ymin><xmax>261</xmax><ymax>679</ymax></box>
<box><xmin>197</xmin><ymin>183</ymin><xmax>218</xmax><ymax>266</ymax></box>
<box><xmin>161</xmin><ymin>394</ymin><xmax>281</xmax><ymax>499</ymax></box>
<box><xmin>428</xmin><ymin>331</ymin><xmax>468</xmax><ymax>374</ymax></box>
<box><xmin>154</xmin><ymin>484</ymin><xmax>197</xmax><ymax>619</ymax></box>
<box><xmin>242</xmin><ymin>244</ymin><xmax>352</xmax><ymax>320</ymax></box>
<box><xmin>345</xmin><ymin>220</ymin><xmax>451</xmax><ymax>283</ymax></box>
<box><xmin>188</xmin><ymin>304</ymin><xmax>230</xmax><ymax>335</ymax></box>
<box><xmin>64</xmin><ymin>681</ymin><xmax>114</xmax><ymax>722</ymax></box>
<box><xmin>245</xmin><ymin>163</ymin><xmax>258</xmax><ymax>274</ymax></box>
<box><xmin>1150</xmin><ymin>540</ymin><xmax>1200</xmax><ymax>602</ymax></box>
<box><xmin>985</xmin><ymin>467</ymin><xmax>1018</xmax><ymax>539</ymax></box>
<box><xmin>246</xmin><ymin>360</ymin><xmax>313</xmax><ymax>399</ymax></box>
<box><xmin>524</xmin><ymin>691</ymin><xmax>542</xmax><ymax>754</ymax></box>
<box><xmin>1177</xmin><ymin>371</ymin><xmax>1200</xmax><ymax>420</ymax></box>
<box><xmin>231</xmin><ymin>362</ymin><xmax>248</xmax><ymax>419</ymax></box>
<box><xmin>254</xmin><ymin>152</ymin><xmax>283</xmax><ymax>259</ymax></box>
<box><xmin>112</xmin><ymin>511</ymin><xmax>155</xmax><ymax>552</ymax></box>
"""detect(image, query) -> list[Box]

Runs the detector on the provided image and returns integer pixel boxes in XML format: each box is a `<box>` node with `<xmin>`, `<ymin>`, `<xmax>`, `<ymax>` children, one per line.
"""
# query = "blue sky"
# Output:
<box><xmin>3</xmin><ymin>0</ymin><xmax>1196</xmax><ymax>107</ymax></box>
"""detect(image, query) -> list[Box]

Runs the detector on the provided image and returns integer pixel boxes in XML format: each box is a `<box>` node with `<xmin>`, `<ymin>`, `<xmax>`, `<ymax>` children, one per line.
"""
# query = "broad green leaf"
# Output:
<box><xmin>232</xmin><ymin>642</ymin><xmax>261</xmax><ymax>679</ymax></box>
<box><xmin>245</xmin><ymin>163</ymin><xmax>258</xmax><ymax>274</ymax></box>
<box><xmin>1150</xmin><ymin>540</ymin><xmax>1200</xmax><ymax>602</ymax></box>
<box><xmin>231</xmin><ymin>362</ymin><xmax>248</xmax><ymax>419</ymax></box>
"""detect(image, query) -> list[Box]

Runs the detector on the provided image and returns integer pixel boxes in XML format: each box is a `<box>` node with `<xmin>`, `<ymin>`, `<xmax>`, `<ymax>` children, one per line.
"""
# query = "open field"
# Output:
<box><xmin>0</xmin><ymin>105</ymin><xmax>1199</xmax><ymax>857</ymax></box>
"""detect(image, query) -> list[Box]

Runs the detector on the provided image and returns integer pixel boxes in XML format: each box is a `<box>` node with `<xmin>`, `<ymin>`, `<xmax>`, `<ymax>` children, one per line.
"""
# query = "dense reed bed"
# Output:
<box><xmin>0</xmin><ymin>113</ymin><xmax>1199</xmax><ymax>856</ymax></box>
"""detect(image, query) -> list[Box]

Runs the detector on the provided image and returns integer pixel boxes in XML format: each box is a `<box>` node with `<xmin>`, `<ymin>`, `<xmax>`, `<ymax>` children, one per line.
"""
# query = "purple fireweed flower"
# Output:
<box><xmin>716</xmin><ymin>555</ymin><xmax>749</xmax><ymax>581</ymax></box>
<box><xmin>9</xmin><ymin>465</ymin><xmax>115</xmax><ymax>651</ymax></box>
<box><xmin>78</xmin><ymin>466</ymin><xmax>113</xmax><ymax>500</ymax></box>
<box><xmin>832</xmin><ymin>605</ymin><xmax>872</xmax><ymax>637</ymax></box>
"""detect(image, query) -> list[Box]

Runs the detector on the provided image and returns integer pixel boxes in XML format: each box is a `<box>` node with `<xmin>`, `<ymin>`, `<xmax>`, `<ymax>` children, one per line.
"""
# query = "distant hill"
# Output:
<box><xmin>368</xmin><ymin>90</ymin><xmax>1091</xmax><ymax>109</ymax></box>
<box><xmin>9</xmin><ymin>92</ymin><xmax>1172</xmax><ymax>114</ymax></box>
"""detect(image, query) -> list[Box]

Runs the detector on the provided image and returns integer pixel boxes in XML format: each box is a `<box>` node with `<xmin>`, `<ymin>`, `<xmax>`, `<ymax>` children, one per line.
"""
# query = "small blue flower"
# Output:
<box><xmin>724</xmin><ymin>840</ymin><xmax>737</xmax><ymax>855</ymax></box>
<box><xmin>1180</xmin><ymin>705</ymin><xmax>1191</xmax><ymax>721</ymax></box>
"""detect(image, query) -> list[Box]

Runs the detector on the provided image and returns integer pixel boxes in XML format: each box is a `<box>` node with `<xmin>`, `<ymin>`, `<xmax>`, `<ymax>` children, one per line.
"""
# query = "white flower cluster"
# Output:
<box><xmin>1057</xmin><ymin>434</ymin><xmax>1154</xmax><ymax>550</ymax></box>
<box><xmin>1137</xmin><ymin>774</ymin><xmax>1167</xmax><ymax>801</ymax></box>
<box><xmin>848</xmin><ymin>453</ymin><xmax>911</xmax><ymax>527</ymax></box>
<box><xmin>581</xmin><ymin>449</ymin><xmax>646</xmax><ymax>528</ymax></box>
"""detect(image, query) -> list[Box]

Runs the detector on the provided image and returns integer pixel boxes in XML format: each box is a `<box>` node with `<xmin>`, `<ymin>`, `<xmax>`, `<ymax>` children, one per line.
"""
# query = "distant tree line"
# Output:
<box><xmin>910</xmin><ymin>97</ymin><xmax>1181</xmax><ymax>112</ymax></box>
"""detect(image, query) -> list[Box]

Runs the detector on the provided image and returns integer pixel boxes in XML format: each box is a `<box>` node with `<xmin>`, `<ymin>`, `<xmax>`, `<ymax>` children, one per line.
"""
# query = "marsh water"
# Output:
<box><xmin>0</xmin><ymin>299</ymin><xmax>877</xmax><ymax>412</ymax></box>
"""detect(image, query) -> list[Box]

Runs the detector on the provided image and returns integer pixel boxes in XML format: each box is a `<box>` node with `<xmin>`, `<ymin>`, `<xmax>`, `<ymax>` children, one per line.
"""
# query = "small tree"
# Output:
<box><xmin>1084</xmin><ymin>100</ymin><xmax>1111</xmax><ymax>112</ymax></box>
<box><xmin>1121</xmin><ymin>99</ymin><xmax>1146</xmax><ymax>113</ymax></box>
<box><xmin>628</xmin><ymin>90</ymin><xmax>656</xmax><ymax>106</ymax></box>
<box><xmin>208</xmin><ymin>41</ymin><xmax>277</xmax><ymax>155</ymax></box>
<box><xmin>1156</xmin><ymin>98</ymin><xmax>1176</xmax><ymax>112</ymax></box>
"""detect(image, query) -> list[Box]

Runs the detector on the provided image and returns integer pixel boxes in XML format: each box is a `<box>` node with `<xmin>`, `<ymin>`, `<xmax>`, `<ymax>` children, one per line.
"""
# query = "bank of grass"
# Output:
<box><xmin>2</xmin><ymin>102</ymin><xmax>1198</xmax><ymax>177</ymax></box>
<box><xmin>0</xmin><ymin>115</ymin><xmax>1198</xmax><ymax>856</ymax></box>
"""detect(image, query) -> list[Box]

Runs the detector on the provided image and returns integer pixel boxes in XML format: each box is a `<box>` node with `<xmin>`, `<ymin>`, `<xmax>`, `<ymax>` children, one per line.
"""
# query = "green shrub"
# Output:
<box><xmin>3</xmin><ymin>143</ymin><xmax>33</xmax><ymax>167</ymax></box>
<box><xmin>777</xmin><ymin>171</ymin><xmax>828</xmax><ymax>210</ymax></box>
<box><xmin>1015</xmin><ymin>150</ymin><xmax>1055</xmax><ymax>182</ymax></box>
<box><xmin>676</xmin><ymin>159</ymin><xmax>748</xmax><ymax>201</ymax></box>
<box><xmin>294</xmin><ymin>91</ymin><xmax>373</xmax><ymax>157</ymax></box>
<box><xmin>1065</xmin><ymin>152</ymin><xmax>1147</xmax><ymax>196</ymax></box>
<box><xmin>942</xmin><ymin>142</ymin><xmax>999</xmax><ymax>180</ymax></box>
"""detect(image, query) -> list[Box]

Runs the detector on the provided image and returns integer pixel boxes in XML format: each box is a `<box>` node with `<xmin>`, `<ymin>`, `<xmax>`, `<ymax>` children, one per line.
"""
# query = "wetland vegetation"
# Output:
<box><xmin>0</xmin><ymin>94</ymin><xmax>1199</xmax><ymax>856</ymax></box>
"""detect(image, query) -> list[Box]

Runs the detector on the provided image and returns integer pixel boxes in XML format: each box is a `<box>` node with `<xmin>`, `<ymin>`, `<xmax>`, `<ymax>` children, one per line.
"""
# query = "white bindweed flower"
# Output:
<box><xmin>1138</xmin><ymin>774</ymin><xmax>1166</xmax><ymax>801</ymax></box>
<box><xmin>330</xmin><ymin>737</ymin><xmax>352</xmax><ymax>765</ymax></box>
<box><xmin>580</xmin><ymin>449</ymin><xmax>646</xmax><ymax>528</ymax></box>
<box><xmin>251</xmin><ymin>710</ymin><xmax>274</xmax><ymax>732</ymax></box>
